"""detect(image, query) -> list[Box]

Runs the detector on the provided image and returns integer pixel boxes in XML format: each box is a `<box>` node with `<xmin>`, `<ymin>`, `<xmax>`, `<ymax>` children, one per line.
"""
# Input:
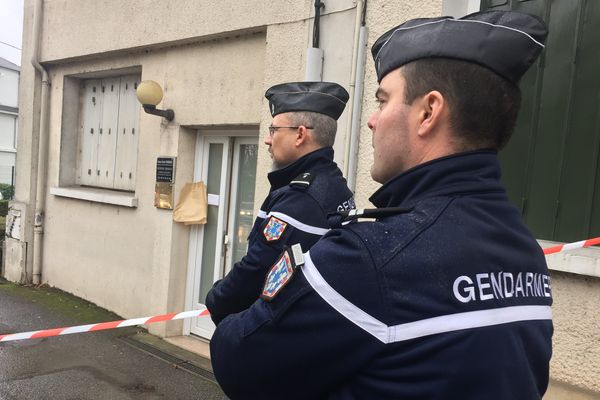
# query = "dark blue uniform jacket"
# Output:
<box><xmin>206</xmin><ymin>146</ymin><xmax>355</xmax><ymax>324</ymax></box>
<box><xmin>210</xmin><ymin>150</ymin><xmax>553</xmax><ymax>399</ymax></box>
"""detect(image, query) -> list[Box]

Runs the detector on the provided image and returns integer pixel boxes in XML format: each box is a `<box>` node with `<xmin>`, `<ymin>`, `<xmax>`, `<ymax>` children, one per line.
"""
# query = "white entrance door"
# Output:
<box><xmin>186</xmin><ymin>133</ymin><xmax>258</xmax><ymax>339</ymax></box>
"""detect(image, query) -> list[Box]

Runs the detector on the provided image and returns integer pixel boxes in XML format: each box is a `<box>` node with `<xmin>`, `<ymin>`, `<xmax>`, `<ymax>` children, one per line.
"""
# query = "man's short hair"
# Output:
<box><xmin>402</xmin><ymin>58</ymin><xmax>522</xmax><ymax>150</ymax></box>
<box><xmin>288</xmin><ymin>111</ymin><xmax>338</xmax><ymax>148</ymax></box>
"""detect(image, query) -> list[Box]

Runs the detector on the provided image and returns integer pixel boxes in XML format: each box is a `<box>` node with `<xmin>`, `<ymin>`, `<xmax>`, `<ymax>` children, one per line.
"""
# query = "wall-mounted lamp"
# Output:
<box><xmin>136</xmin><ymin>80</ymin><xmax>175</xmax><ymax>121</ymax></box>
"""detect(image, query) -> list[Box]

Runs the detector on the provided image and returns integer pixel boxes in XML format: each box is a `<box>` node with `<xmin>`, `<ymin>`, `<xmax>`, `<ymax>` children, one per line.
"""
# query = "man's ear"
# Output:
<box><xmin>417</xmin><ymin>90</ymin><xmax>445</xmax><ymax>137</ymax></box>
<box><xmin>295</xmin><ymin>126</ymin><xmax>310</xmax><ymax>147</ymax></box>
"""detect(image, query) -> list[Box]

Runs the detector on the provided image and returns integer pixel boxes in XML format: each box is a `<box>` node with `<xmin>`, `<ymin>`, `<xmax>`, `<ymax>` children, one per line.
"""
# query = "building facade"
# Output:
<box><xmin>0</xmin><ymin>57</ymin><xmax>19</xmax><ymax>187</ymax></box>
<box><xmin>5</xmin><ymin>0</ymin><xmax>600</xmax><ymax>398</ymax></box>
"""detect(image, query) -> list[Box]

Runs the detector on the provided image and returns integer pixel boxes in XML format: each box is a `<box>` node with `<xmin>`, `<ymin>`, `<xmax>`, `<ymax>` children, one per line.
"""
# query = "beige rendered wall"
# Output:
<box><xmin>542</xmin><ymin>244</ymin><xmax>600</xmax><ymax>398</ymax></box>
<box><xmin>253</xmin><ymin>21</ymin><xmax>309</xmax><ymax>207</ymax></box>
<box><xmin>37</xmin><ymin>0</ymin><xmax>311</xmax><ymax>63</ymax></box>
<box><xmin>545</xmin><ymin>270</ymin><xmax>600</xmax><ymax>399</ymax></box>
<box><xmin>40</xmin><ymin>33</ymin><xmax>267</xmax><ymax>321</ymax></box>
<box><xmin>354</xmin><ymin>0</ymin><xmax>443</xmax><ymax>207</ymax></box>
<box><xmin>33</xmin><ymin>0</ymin><xmax>362</xmax><ymax>208</ymax></box>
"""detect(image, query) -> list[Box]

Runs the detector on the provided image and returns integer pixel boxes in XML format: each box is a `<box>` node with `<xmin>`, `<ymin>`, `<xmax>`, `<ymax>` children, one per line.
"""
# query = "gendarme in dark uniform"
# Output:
<box><xmin>210</xmin><ymin>11</ymin><xmax>553</xmax><ymax>399</ymax></box>
<box><xmin>206</xmin><ymin>82</ymin><xmax>355</xmax><ymax>325</ymax></box>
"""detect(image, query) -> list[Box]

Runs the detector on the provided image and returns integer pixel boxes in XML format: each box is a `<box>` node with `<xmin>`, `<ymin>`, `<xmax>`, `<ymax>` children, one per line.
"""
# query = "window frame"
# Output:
<box><xmin>52</xmin><ymin>67</ymin><xmax>142</xmax><ymax>207</ymax></box>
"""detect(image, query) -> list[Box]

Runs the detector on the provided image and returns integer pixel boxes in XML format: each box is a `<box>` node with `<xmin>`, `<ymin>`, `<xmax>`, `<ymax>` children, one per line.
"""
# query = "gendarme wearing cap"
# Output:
<box><xmin>204</xmin><ymin>79</ymin><xmax>355</xmax><ymax>328</ymax></box>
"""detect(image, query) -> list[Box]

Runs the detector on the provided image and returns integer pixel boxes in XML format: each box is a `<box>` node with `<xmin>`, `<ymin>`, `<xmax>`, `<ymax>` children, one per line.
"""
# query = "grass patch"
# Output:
<box><xmin>0</xmin><ymin>278</ymin><xmax>122</xmax><ymax>324</ymax></box>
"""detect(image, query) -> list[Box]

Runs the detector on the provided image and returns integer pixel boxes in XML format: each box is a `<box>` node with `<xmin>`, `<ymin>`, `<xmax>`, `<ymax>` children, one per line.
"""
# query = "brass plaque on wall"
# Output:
<box><xmin>155</xmin><ymin>182</ymin><xmax>174</xmax><ymax>210</ymax></box>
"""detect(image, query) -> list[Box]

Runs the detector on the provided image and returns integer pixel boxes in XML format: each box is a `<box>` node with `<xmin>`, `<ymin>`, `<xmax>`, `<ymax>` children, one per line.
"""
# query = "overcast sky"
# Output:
<box><xmin>0</xmin><ymin>0</ymin><xmax>24</xmax><ymax>66</ymax></box>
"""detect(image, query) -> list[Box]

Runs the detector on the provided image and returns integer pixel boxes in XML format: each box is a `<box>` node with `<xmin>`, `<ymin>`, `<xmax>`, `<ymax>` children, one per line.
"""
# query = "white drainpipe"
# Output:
<box><xmin>346</xmin><ymin>24</ymin><xmax>367</xmax><ymax>192</ymax></box>
<box><xmin>305</xmin><ymin>47</ymin><xmax>324</xmax><ymax>81</ymax></box>
<box><xmin>31</xmin><ymin>0</ymin><xmax>50</xmax><ymax>285</ymax></box>
<box><xmin>343</xmin><ymin>1</ymin><xmax>367</xmax><ymax>192</ymax></box>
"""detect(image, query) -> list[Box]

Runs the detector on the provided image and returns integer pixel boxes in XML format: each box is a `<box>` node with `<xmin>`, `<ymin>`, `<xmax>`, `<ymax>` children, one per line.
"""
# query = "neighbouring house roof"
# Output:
<box><xmin>0</xmin><ymin>104</ymin><xmax>18</xmax><ymax>113</ymax></box>
<box><xmin>0</xmin><ymin>57</ymin><xmax>20</xmax><ymax>72</ymax></box>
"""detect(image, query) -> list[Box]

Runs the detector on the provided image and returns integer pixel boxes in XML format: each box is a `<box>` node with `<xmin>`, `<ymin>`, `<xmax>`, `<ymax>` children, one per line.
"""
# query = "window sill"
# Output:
<box><xmin>540</xmin><ymin>239</ymin><xmax>600</xmax><ymax>278</ymax></box>
<box><xmin>50</xmin><ymin>186</ymin><xmax>138</xmax><ymax>208</ymax></box>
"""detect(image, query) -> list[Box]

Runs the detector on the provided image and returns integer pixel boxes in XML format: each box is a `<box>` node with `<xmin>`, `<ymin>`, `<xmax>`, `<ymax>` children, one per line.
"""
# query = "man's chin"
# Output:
<box><xmin>370</xmin><ymin>167</ymin><xmax>385</xmax><ymax>184</ymax></box>
<box><xmin>271</xmin><ymin>160</ymin><xmax>290</xmax><ymax>171</ymax></box>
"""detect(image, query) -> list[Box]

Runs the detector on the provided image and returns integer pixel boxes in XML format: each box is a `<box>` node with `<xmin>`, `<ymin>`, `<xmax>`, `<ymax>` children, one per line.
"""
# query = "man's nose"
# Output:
<box><xmin>368</xmin><ymin>113</ymin><xmax>377</xmax><ymax>131</ymax></box>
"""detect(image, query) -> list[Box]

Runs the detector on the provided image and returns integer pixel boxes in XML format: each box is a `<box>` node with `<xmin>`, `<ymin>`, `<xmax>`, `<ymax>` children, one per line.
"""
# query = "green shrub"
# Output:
<box><xmin>0</xmin><ymin>200</ymin><xmax>8</xmax><ymax>217</ymax></box>
<box><xmin>0</xmin><ymin>184</ymin><xmax>13</xmax><ymax>200</ymax></box>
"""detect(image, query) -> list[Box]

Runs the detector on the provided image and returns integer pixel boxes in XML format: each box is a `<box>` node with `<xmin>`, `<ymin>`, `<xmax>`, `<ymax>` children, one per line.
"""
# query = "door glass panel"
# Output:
<box><xmin>231</xmin><ymin>144</ymin><xmax>258</xmax><ymax>264</ymax></box>
<box><xmin>198</xmin><ymin>143</ymin><xmax>223</xmax><ymax>304</ymax></box>
<box><xmin>206</xmin><ymin>144</ymin><xmax>223</xmax><ymax>194</ymax></box>
<box><xmin>199</xmin><ymin>205</ymin><xmax>219</xmax><ymax>303</ymax></box>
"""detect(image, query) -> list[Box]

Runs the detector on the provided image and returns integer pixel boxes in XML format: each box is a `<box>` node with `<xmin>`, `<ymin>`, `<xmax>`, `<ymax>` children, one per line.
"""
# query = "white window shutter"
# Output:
<box><xmin>96</xmin><ymin>78</ymin><xmax>121</xmax><ymax>188</ymax></box>
<box><xmin>114</xmin><ymin>75</ymin><xmax>140</xmax><ymax>191</ymax></box>
<box><xmin>78</xmin><ymin>80</ymin><xmax>102</xmax><ymax>186</ymax></box>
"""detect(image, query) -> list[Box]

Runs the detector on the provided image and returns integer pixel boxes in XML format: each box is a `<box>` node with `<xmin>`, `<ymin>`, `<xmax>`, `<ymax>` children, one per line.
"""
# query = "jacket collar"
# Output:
<box><xmin>369</xmin><ymin>150</ymin><xmax>505</xmax><ymax>208</ymax></box>
<box><xmin>268</xmin><ymin>147</ymin><xmax>334</xmax><ymax>191</ymax></box>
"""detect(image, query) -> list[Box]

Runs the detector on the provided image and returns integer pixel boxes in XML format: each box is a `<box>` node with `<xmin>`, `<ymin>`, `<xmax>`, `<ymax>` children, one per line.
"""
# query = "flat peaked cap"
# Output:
<box><xmin>265</xmin><ymin>82</ymin><xmax>349</xmax><ymax>120</ymax></box>
<box><xmin>372</xmin><ymin>11</ymin><xmax>548</xmax><ymax>84</ymax></box>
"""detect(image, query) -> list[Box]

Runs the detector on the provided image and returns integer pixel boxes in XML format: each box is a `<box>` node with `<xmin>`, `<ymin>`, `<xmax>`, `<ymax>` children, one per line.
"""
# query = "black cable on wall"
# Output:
<box><xmin>313</xmin><ymin>1</ymin><xmax>325</xmax><ymax>48</ymax></box>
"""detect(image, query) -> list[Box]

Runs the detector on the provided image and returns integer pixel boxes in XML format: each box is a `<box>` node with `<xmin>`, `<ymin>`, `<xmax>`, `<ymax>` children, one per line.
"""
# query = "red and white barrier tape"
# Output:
<box><xmin>1</xmin><ymin>237</ymin><xmax>599</xmax><ymax>343</ymax></box>
<box><xmin>542</xmin><ymin>237</ymin><xmax>600</xmax><ymax>255</ymax></box>
<box><xmin>0</xmin><ymin>308</ymin><xmax>209</xmax><ymax>343</ymax></box>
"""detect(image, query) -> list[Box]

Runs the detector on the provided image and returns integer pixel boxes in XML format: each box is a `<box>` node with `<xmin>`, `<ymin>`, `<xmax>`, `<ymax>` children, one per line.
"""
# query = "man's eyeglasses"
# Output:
<box><xmin>268</xmin><ymin>125</ymin><xmax>314</xmax><ymax>137</ymax></box>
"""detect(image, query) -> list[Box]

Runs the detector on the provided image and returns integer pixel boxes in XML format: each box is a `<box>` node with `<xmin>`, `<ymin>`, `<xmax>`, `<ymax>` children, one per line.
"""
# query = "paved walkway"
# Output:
<box><xmin>0</xmin><ymin>279</ymin><xmax>227</xmax><ymax>400</ymax></box>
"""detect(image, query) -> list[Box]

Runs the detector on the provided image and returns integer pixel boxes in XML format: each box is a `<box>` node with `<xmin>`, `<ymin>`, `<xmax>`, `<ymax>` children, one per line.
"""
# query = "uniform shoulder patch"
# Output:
<box><xmin>263</xmin><ymin>216</ymin><xmax>287</xmax><ymax>241</ymax></box>
<box><xmin>261</xmin><ymin>251</ymin><xmax>294</xmax><ymax>301</ymax></box>
<box><xmin>289</xmin><ymin>172</ymin><xmax>314</xmax><ymax>189</ymax></box>
<box><xmin>261</xmin><ymin>244</ymin><xmax>305</xmax><ymax>302</ymax></box>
